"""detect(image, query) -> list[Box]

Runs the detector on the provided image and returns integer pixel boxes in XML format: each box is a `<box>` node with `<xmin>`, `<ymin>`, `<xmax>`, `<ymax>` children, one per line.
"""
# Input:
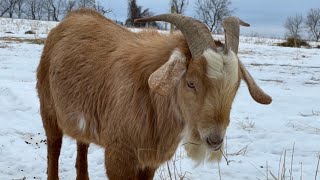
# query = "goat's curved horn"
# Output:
<box><xmin>223</xmin><ymin>17</ymin><xmax>272</xmax><ymax>104</ymax></box>
<box><xmin>223</xmin><ymin>16</ymin><xmax>250</xmax><ymax>54</ymax></box>
<box><xmin>134</xmin><ymin>14</ymin><xmax>217</xmax><ymax>58</ymax></box>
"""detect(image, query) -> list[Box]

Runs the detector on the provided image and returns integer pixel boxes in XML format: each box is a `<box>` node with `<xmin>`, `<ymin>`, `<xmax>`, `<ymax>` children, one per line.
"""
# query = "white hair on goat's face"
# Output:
<box><xmin>203</xmin><ymin>48</ymin><xmax>239</xmax><ymax>85</ymax></box>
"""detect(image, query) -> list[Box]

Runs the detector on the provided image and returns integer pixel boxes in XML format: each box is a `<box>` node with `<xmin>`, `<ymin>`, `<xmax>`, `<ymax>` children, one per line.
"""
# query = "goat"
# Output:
<box><xmin>36</xmin><ymin>9</ymin><xmax>272</xmax><ymax>180</ymax></box>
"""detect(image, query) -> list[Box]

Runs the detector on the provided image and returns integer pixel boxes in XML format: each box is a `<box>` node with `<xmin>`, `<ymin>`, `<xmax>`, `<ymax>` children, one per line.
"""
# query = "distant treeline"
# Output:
<box><xmin>0</xmin><ymin>0</ymin><xmax>110</xmax><ymax>22</ymax></box>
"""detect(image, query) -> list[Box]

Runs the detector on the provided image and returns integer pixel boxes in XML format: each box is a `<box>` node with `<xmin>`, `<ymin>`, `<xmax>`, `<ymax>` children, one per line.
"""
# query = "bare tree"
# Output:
<box><xmin>35</xmin><ymin>0</ymin><xmax>43</xmax><ymax>20</ymax></box>
<box><xmin>65</xmin><ymin>0</ymin><xmax>77</xmax><ymax>12</ymax></box>
<box><xmin>0</xmin><ymin>0</ymin><xmax>108</xmax><ymax>21</ymax></box>
<box><xmin>15</xmin><ymin>0</ymin><xmax>24</xmax><ymax>18</ymax></box>
<box><xmin>8</xmin><ymin>0</ymin><xmax>17</xmax><ymax>18</ymax></box>
<box><xmin>284</xmin><ymin>14</ymin><xmax>304</xmax><ymax>39</ymax></box>
<box><xmin>172</xmin><ymin>0</ymin><xmax>188</xmax><ymax>14</ymax></box>
<box><xmin>48</xmin><ymin>0</ymin><xmax>65</xmax><ymax>21</ymax></box>
<box><xmin>0</xmin><ymin>1</ymin><xmax>9</xmax><ymax>17</ymax></box>
<box><xmin>195</xmin><ymin>0</ymin><xmax>233</xmax><ymax>33</ymax></box>
<box><xmin>95</xmin><ymin>2</ymin><xmax>112</xmax><ymax>15</ymax></box>
<box><xmin>43</xmin><ymin>0</ymin><xmax>52</xmax><ymax>21</ymax></box>
<box><xmin>25</xmin><ymin>0</ymin><xmax>43</xmax><ymax>20</ymax></box>
<box><xmin>305</xmin><ymin>8</ymin><xmax>320</xmax><ymax>41</ymax></box>
<box><xmin>64</xmin><ymin>0</ymin><xmax>110</xmax><ymax>16</ymax></box>
<box><xmin>78</xmin><ymin>0</ymin><xmax>95</xmax><ymax>9</ymax></box>
<box><xmin>0</xmin><ymin>0</ymin><xmax>17</xmax><ymax>18</ymax></box>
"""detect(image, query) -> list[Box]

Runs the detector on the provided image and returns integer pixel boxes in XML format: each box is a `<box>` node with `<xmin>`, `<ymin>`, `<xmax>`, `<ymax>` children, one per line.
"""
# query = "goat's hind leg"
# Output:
<box><xmin>40</xmin><ymin>108</ymin><xmax>63</xmax><ymax>180</ymax></box>
<box><xmin>76</xmin><ymin>141</ymin><xmax>89</xmax><ymax>180</ymax></box>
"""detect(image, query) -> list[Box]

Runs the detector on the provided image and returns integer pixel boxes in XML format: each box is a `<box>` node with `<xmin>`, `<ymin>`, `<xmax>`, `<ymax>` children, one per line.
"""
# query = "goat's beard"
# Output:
<box><xmin>184</xmin><ymin>141</ymin><xmax>223</xmax><ymax>165</ymax></box>
<box><xmin>182</xmin><ymin>127</ymin><xmax>223</xmax><ymax>165</ymax></box>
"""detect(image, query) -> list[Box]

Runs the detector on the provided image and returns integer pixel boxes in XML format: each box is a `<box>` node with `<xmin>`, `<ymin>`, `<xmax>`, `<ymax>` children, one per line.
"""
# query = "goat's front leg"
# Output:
<box><xmin>105</xmin><ymin>147</ymin><xmax>143</xmax><ymax>180</ymax></box>
<box><xmin>138</xmin><ymin>167</ymin><xmax>156</xmax><ymax>180</ymax></box>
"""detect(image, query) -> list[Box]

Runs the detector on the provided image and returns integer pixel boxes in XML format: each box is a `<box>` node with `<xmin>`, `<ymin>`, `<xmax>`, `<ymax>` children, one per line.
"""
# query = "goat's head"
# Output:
<box><xmin>135</xmin><ymin>15</ymin><xmax>272</xmax><ymax>162</ymax></box>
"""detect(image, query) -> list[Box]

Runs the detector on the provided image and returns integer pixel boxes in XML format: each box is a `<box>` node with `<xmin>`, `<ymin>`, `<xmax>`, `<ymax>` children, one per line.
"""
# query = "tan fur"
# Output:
<box><xmin>148</xmin><ymin>48</ymin><xmax>187</xmax><ymax>96</ymax></box>
<box><xmin>37</xmin><ymin>9</ymin><xmax>246</xmax><ymax>180</ymax></box>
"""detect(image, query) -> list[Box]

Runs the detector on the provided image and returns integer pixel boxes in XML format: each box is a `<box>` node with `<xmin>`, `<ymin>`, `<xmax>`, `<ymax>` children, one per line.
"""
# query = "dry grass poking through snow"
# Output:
<box><xmin>300</xmin><ymin>110</ymin><xmax>320</xmax><ymax>118</ymax></box>
<box><xmin>236</xmin><ymin>119</ymin><xmax>256</xmax><ymax>131</ymax></box>
<box><xmin>0</xmin><ymin>36</ymin><xmax>45</xmax><ymax>45</ymax></box>
<box><xmin>156</xmin><ymin>142</ymin><xmax>251</xmax><ymax>180</ymax></box>
<box><xmin>0</xmin><ymin>44</ymin><xmax>9</xmax><ymax>48</ymax></box>
<box><xmin>157</xmin><ymin>148</ymin><xmax>191</xmax><ymax>180</ymax></box>
<box><xmin>265</xmin><ymin>144</ymin><xmax>320</xmax><ymax>180</ymax></box>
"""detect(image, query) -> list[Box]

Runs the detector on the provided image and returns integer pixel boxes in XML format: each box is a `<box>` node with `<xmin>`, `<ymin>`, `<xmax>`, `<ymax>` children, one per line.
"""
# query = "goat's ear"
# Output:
<box><xmin>239</xmin><ymin>61</ymin><xmax>272</xmax><ymax>104</ymax></box>
<box><xmin>148</xmin><ymin>49</ymin><xmax>187</xmax><ymax>96</ymax></box>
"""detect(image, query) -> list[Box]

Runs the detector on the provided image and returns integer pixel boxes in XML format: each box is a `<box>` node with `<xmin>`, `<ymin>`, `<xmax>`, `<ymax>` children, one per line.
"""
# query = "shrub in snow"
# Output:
<box><xmin>25</xmin><ymin>30</ymin><xmax>36</xmax><ymax>34</ymax></box>
<box><xmin>278</xmin><ymin>37</ymin><xmax>310</xmax><ymax>48</ymax></box>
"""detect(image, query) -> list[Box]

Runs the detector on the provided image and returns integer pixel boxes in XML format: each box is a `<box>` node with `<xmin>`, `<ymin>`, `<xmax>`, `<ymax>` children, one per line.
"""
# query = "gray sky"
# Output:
<box><xmin>103</xmin><ymin>0</ymin><xmax>320</xmax><ymax>38</ymax></box>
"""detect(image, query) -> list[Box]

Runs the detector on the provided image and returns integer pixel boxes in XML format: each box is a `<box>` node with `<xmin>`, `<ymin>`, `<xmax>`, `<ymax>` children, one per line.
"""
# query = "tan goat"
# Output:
<box><xmin>36</xmin><ymin>9</ymin><xmax>272</xmax><ymax>180</ymax></box>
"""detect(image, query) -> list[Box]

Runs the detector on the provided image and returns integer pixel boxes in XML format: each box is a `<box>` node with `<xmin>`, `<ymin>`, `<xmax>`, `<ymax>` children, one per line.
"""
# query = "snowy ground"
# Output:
<box><xmin>0</xmin><ymin>17</ymin><xmax>58</xmax><ymax>38</ymax></box>
<box><xmin>0</xmin><ymin>18</ymin><xmax>319</xmax><ymax>180</ymax></box>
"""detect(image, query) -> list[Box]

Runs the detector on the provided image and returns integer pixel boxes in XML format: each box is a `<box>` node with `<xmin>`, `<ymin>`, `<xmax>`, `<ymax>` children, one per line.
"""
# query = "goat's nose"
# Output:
<box><xmin>206</xmin><ymin>136</ymin><xmax>223</xmax><ymax>147</ymax></box>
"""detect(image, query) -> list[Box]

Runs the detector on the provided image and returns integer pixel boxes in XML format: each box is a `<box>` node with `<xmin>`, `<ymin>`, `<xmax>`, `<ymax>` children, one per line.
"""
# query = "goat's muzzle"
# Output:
<box><xmin>205</xmin><ymin>135</ymin><xmax>224</xmax><ymax>151</ymax></box>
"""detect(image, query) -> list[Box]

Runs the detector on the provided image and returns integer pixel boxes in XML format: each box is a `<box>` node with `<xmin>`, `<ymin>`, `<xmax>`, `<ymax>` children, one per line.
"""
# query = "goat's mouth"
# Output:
<box><xmin>203</xmin><ymin>136</ymin><xmax>224</xmax><ymax>151</ymax></box>
<box><xmin>209</xmin><ymin>143</ymin><xmax>222</xmax><ymax>151</ymax></box>
<box><xmin>203</xmin><ymin>139</ymin><xmax>223</xmax><ymax>151</ymax></box>
<box><xmin>211</xmin><ymin>144</ymin><xmax>222</xmax><ymax>151</ymax></box>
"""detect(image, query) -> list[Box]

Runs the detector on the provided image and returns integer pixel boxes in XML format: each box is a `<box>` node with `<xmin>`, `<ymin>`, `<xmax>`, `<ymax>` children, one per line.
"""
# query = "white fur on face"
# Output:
<box><xmin>203</xmin><ymin>49</ymin><xmax>239</xmax><ymax>85</ymax></box>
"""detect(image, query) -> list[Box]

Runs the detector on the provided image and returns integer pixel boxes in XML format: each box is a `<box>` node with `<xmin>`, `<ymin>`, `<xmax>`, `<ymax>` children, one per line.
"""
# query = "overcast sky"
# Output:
<box><xmin>103</xmin><ymin>0</ymin><xmax>320</xmax><ymax>38</ymax></box>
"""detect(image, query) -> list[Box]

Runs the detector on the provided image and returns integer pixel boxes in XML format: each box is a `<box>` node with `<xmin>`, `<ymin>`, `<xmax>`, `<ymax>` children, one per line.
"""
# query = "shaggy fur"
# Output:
<box><xmin>37</xmin><ymin>9</ymin><xmax>264</xmax><ymax>180</ymax></box>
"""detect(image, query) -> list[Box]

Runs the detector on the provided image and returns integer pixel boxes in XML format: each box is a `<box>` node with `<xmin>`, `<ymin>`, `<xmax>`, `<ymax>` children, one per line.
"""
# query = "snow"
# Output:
<box><xmin>0</xmin><ymin>18</ymin><xmax>319</xmax><ymax>180</ymax></box>
<box><xmin>0</xmin><ymin>18</ymin><xmax>58</xmax><ymax>38</ymax></box>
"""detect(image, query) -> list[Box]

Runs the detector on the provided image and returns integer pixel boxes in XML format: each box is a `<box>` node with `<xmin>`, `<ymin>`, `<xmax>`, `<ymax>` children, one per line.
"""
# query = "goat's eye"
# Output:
<box><xmin>187</xmin><ymin>81</ymin><xmax>196</xmax><ymax>89</ymax></box>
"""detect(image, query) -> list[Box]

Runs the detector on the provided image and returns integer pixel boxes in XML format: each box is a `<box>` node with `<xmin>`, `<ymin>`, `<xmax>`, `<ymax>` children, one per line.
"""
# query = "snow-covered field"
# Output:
<box><xmin>0</xmin><ymin>17</ymin><xmax>58</xmax><ymax>38</ymax></box>
<box><xmin>0</xmin><ymin>18</ymin><xmax>319</xmax><ymax>180</ymax></box>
